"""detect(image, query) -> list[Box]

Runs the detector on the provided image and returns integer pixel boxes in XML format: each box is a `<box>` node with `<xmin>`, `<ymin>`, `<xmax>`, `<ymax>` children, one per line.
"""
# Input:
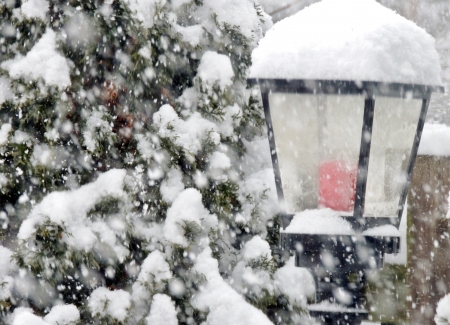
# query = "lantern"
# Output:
<box><xmin>248</xmin><ymin>0</ymin><xmax>444</xmax><ymax>324</ymax></box>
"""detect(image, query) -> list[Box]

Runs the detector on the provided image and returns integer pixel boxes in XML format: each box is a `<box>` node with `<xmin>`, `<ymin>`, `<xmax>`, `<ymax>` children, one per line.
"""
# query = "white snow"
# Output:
<box><xmin>138</xmin><ymin>44</ymin><xmax>151</xmax><ymax>60</ymax></box>
<box><xmin>31</xmin><ymin>144</ymin><xmax>52</xmax><ymax>166</ymax></box>
<box><xmin>192</xmin><ymin>248</ymin><xmax>274</xmax><ymax>325</ymax></box>
<box><xmin>273</xmin><ymin>256</ymin><xmax>315</xmax><ymax>306</ymax></box>
<box><xmin>196</xmin><ymin>0</ymin><xmax>270</xmax><ymax>42</ymax></box>
<box><xmin>135</xmin><ymin>133</ymin><xmax>154</xmax><ymax>159</ymax></box>
<box><xmin>237</xmin><ymin>168</ymin><xmax>278</xmax><ymax>230</ymax></box>
<box><xmin>250</xmin><ymin>0</ymin><xmax>442</xmax><ymax>86</ymax></box>
<box><xmin>160</xmin><ymin>168</ymin><xmax>185</xmax><ymax>203</ymax></box>
<box><xmin>362</xmin><ymin>225</ymin><xmax>400</xmax><ymax>237</ymax></box>
<box><xmin>216</xmin><ymin>104</ymin><xmax>242</xmax><ymax>138</ymax></box>
<box><xmin>0</xmin><ymin>246</ymin><xmax>15</xmax><ymax>279</ymax></box>
<box><xmin>11</xmin><ymin>309</ymin><xmax>48</xmax><ymax>325</ymax></box>
<box><xmin>209</xmin><ymin>151</ymin><xmax>231</xmax><ymax>170</ymax></box>
<box><xmin>418</xmin><ymin>123</ymin><xmax>450</xmax><ymax>156</ymax></box>
<box><xmin>283</xmin><ymin>208</ymin><xmax>355</xmax><ymax>235</ymax></box>
<box><xmin>153</xmin><ymin>105</ymin><xmax>220</xmax><ymax>162</ymax></box>
<box><xmin>171</xmin><ymin>0</ymin><xmax>190</xmax><ymax>10</ymax></box>
<box><xmin>83</xmin><ymin>109</ymin><xmax>113</xmax><ymax>153</ymax></box>
<box><xmin>20</xmin><ymin>0</ymin><xmax>49</xmax><ymax>20</ymax></box>
<box><xmin>44</xmin><ymin>305</ymin><xmax>80</xmax><ymax>325</ymax></box>
<box><xmin>229</xmin><ymin>236</ymin><xmax>275</xmax><ymax>299</ymax></box>
<box><xmin>146</xmin><ymin>294</ymin><xmax>178</xmax><ymax>325</ymax></box>
<box><xmin>197</xmin><ymin>51</ymin><xmax>234</xmax><ymax>89</ymax></box>
<box><xmin>125</xmin><ymin>0</ymin><xmax>166</xmax><ymax>29</ymax></box>
<box><xmin>333</xmin><ymin>287</ymin><xmax>354</xmax><ymax>305</ymax></box>
<box><xmin>175</xmin><ymin>25</ymin><xmax>204</xmax><ymax>47</ymax></box>
<box><xmin>88</xmin><ymin>287</ymin><xmax>131</xmax><ymax>322</ymax></box>
<box><xmin>18</xmin><ymin>169</ymin><xmax>128</xmax><ymax>253</ymax></box>
<box><xmin>256</xmin><ymin>0</ymin><xmax>299</xmax><ymax>15</ymax></box>
<box><xmin>64</xmin><ymin>12</ymin><xmax>96</xmax><ymax>48</ymax></box>
<box><xmin>231</xmin><ymin>260</ymin><xmax>274</xmax><ymax>299</ymax></box>
<box><xmin>0</xmin><ymin>77</ymin><xmax>13</xmax><ymax>104</ymax></box>
<box><xmin>139</xmin><ymin>250</ymin><xmax>172</xmax><ymax>283</ymax></box>
<box><xmin>163</xmin><ymin>188</ymin><xmax>218</xmax><ymax>247</ymax></box>
<box><xmin>12</xmin><ymin>130</ymin><xmax>31</xmax><ymax>144</ymax></box>
<box><xmin>132</xmin><ymin>250</ymin><xmax>172</xmax><ymax>319</ymax></box>
<box><xmin>0</xmin><ymin>123</ymin><xmax>11</xmax><ymax>146</ymax></box>
<box><xmin>0</xmin><ymin>174</ymin><xmax>8</xmax><ymax>188</ymax></box>
<box><xmin>237</xmin><ymin>135</ymin><xmax>278</xmax><ymax>233</ymax></box>
<box><xmin>436</xmin><ymin>294</ymin><xmax>450</xmax><ymax>325</ymax></box>
<box><xmin>241</xmin><ymin>236</ymin><xmax>272</xmax><ymax>261</ymax></box>
<box><xmin>1</xmin><ymin>29</ymin><xmax>71</xmax><ymax>89</ymax></box>
<box><xmin>0</xmin><ymin>246</ymin><xmax>16</xmax><ymax>300</ymax></box>
<box><xmin>8</xmin><ymin>306</ymin><xmax>78</xmax><ymax>325</ymax></box>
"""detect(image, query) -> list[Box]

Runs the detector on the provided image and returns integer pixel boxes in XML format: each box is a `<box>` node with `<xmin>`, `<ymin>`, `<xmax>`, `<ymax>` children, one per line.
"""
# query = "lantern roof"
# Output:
<box><xmin>249</xmin><ymin>0</ymin><xmax>442</xmax><ymax>86</ymax></box>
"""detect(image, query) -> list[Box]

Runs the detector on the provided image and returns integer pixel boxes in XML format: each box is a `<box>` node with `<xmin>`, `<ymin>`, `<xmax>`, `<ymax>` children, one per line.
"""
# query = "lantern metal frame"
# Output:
<box><xmin>249</xmin><ymin>78</ymin><xmax>444</xmax><ymax>232</ymax></box>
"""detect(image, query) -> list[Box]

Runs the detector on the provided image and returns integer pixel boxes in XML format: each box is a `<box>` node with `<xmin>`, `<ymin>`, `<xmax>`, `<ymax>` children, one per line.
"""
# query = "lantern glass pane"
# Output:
<box><xmin>364</xmin><ymin>98</ymin><xmax>422</xmax><ymax>217</ymax></box>
<box><xmin>269</xmin><ymin>93</ymin><xmax>364</xmax><ymax>215</ymax></box>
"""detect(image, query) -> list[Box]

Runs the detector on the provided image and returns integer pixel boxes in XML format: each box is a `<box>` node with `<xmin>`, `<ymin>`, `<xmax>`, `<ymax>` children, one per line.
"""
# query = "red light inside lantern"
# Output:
<box><xmin>319</xmin><ymin>160</ymin><xmax>357</xmax><ymax>212</ymax></box>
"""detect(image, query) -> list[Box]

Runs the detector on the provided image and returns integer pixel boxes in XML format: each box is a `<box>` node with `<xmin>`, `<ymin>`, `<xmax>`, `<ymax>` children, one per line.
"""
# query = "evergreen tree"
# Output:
<box><xmin>0</xmin><ymin>0</ymin><xmax>314</xmax><ymax>324</ymax></box>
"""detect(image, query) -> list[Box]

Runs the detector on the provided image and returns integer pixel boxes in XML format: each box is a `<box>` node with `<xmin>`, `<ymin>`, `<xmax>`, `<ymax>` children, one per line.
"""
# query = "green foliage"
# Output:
<box><xmin>247</xmin><ymin>255</ymin><xmax>276</xmax><ymax>274</ymax></box>
<box><xmin>0</xmin><ymin>0</ymin><xmax>287</xmax><ymax>323</ymax></box>
<box><xmin>202</xmin><ymin>180</ymin><xmax>241</xmax><ymax>222</ymax></box>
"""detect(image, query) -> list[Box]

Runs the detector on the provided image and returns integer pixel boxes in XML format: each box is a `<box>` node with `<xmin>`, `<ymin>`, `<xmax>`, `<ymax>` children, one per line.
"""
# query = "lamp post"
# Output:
<box><xmin>248</xmin><ymin>0</ymin><xmax>444</xmax><ymax>324</ymax></box>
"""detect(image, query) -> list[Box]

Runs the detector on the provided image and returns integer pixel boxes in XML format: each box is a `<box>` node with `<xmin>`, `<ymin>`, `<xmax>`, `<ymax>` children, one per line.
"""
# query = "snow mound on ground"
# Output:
<box><xmin>1</xmin><ymin>29</ymin><xmax>71</xmax><ymax>89</ymax></box>
<box><xmin>250</xmin><ymin>0</ymin><xmax>442</xmax><ymax>86</ymax></box>
<box><xmin>418</xmin><ymin>123</ymin><xmax>450</xmax><ymax>156</ymax></box>
<box><xmin>192</xmin><ymin>248</ymin><xmax>274</xmax><ymax>325</ymax></box>
<box><xmin>283</xmin><ymin>208</ymin><xmax>355</xmax><ymax>235</ymax></box>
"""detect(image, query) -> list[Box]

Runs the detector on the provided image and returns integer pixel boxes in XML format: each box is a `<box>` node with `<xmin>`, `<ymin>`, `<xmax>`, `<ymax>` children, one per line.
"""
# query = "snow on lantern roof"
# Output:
<box><xmin>249</xmin><ymin>0</ymin><xmax>442</xmax><ymax>86</ymax></box>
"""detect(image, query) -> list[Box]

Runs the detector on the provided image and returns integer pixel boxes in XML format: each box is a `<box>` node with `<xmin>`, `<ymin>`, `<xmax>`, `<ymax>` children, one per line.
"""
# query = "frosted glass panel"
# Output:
<box><xmin>269</xmin><ymin>93</ymin><xmax>364</xmax><ymax>215</ymax></box>
<box><xmin>364</xmin><ymin>98</ymin><xmax>422</xmax><ymax>217</ymax></box>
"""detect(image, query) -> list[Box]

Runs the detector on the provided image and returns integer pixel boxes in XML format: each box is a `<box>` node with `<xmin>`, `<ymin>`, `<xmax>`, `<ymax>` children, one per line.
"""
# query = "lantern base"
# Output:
<box><xmin>281</xmin><ymin>233</ymin><xmax>399</xmax><ymax>269</ymax></box>
<box><xmin>281</xmin><ymin>232</ymin><xmax>399</xmax><ymax>325</ymax></box>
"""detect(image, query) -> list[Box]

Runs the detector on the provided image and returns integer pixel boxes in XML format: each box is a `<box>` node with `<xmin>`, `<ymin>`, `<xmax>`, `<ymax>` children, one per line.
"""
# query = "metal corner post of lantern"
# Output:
<box><xmin>247</xmin><ymin>1</ymin><xmax>444</xmax><ymax>324</ymax></box>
